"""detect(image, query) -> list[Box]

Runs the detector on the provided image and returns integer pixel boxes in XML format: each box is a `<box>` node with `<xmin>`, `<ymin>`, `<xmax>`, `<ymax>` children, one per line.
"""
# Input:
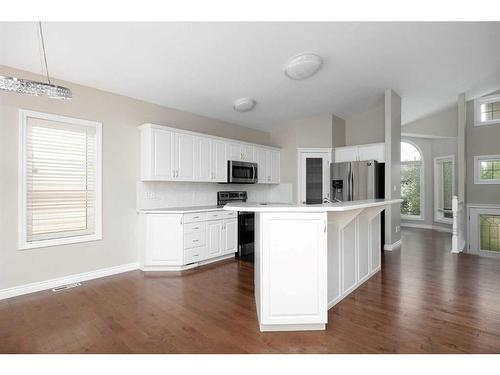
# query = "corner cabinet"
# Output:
<box><xmin>334</xmin><ymin>142</ymin><xmax>385</xmax><ymax>163</ymax></box>
<box><xmin>140</xmin><ymin>209</ymin><xmax>238</xmax><ymax>271</ymax></box>
<box><xmin>139</xmin><ymin>124</ymin><xmax>280</xmax><ymax>184</ymax></box>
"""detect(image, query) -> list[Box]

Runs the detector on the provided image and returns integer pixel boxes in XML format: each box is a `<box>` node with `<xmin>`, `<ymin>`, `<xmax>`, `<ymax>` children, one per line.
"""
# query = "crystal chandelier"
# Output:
<box><xmin>0</xmin><ymin>22</ymin><xmax>72</xmax><ymax>100</ymax></box>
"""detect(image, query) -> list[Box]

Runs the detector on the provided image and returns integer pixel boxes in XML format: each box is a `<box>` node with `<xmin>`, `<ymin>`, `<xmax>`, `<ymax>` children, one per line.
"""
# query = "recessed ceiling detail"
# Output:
<box><xmin>233</xmin><ymin>97</ymin><xmax>256</xmax><ymax>112</ymax></box>
<box><xmin>284</xmin><ymin>53</ymin><xmax>323</xmax><ymax>80</ymax></box>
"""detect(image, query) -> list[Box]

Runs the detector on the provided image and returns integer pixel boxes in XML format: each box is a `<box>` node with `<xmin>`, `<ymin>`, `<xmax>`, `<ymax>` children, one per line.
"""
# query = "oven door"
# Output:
<box><xmin>228</xmin><ymin>161</ymin><xmax>257</xmax><ymax>183</ymax></box>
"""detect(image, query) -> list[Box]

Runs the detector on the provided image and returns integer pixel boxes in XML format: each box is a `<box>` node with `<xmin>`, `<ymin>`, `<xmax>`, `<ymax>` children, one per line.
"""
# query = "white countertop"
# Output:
<box><xmin>223</xmin><ymin>199</ymin><xmax>402</xmax><ymax>212</ymax></box>
<box><xmin>138</xmin><ymin>205</ymin><xmax>223</xmax><ymax>214</ymax></box>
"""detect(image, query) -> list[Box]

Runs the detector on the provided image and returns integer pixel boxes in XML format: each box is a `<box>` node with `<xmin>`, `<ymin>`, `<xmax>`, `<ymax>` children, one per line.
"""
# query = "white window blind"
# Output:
<box><xmin>20</xmin><ymin>110</ymin><xmax>102</xmax><ymax>249</ymax></box>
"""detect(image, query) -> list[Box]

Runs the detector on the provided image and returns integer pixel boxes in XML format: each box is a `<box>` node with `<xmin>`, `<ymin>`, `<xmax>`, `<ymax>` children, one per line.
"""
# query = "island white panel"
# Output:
<box><xmin>358</xmin><ymin>215</ymin><xmax>370</xmax><ymax>282</ymax></box>
<box><xmin>342</xmin><ymin>220</ymin><xmax>357</xmax><ymax>295</ymax></box>
<box><xmin>260</xmin><ymin>212</ymin><xmax>327</xmax><ymax>328</ymax></box>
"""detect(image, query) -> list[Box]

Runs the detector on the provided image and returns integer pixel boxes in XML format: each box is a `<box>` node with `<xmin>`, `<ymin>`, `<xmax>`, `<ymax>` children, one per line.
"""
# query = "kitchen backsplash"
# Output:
<box><xmin>136</xmin><ymin>182</ymin><xmax>293</xmax><ymax>209</ymax></box>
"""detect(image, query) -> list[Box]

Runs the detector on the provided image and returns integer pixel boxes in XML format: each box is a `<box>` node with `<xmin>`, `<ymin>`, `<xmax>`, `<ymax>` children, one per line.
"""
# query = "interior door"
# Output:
<box><xmin>299</xmin><ymin>151</ymin><xmax>331</xmax><ymax>204</ymax></box>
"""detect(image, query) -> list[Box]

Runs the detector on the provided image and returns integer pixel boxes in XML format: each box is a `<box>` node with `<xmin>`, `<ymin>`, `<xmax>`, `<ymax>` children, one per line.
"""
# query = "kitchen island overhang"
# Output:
<box><xmin>224</xmin><ymin>199</ymin><xmax>402</xmax><ymax>332</ymax></box>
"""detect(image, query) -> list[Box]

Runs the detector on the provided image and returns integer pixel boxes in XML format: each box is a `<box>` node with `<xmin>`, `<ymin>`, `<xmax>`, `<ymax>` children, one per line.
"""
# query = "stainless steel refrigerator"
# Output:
<box><xmin>330</xmin><ymin>160</ymin><xmax>385</xmax><ymax>202</ymax></box>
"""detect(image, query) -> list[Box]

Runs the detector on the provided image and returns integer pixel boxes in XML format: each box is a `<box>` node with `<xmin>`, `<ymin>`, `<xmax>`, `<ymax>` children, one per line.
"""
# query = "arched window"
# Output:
<box><xmin>401</xmin><ymin>141</ymin><xmax>423</xmax><ymax>219</ymax></box>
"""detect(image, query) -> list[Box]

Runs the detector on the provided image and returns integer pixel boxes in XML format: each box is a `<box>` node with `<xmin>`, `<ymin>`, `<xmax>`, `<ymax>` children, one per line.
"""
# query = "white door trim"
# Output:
<box><xmin>297</xmin><ymin>148</ymin><xmax>332</xmax><ymax>204</ymax></box>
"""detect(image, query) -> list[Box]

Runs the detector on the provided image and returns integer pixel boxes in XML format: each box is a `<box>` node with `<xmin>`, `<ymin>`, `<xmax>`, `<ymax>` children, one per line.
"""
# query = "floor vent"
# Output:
<box><xmin>52</xmin><ymin>282</ymin><xmax>82</xmax><ymax>292</ymax></box>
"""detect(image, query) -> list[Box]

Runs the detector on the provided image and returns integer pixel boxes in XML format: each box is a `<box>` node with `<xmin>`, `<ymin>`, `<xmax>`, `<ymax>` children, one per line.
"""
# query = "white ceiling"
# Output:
<box><xmin>1</xmin><ymin>22</ymin><xmax>500</xmax><ymax>131</ymax></box>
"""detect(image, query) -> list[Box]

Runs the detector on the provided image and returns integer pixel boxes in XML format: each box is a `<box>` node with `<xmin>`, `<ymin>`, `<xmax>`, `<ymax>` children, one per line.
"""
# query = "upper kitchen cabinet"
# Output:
<box><xmin>173</xmin><ymin>133</ymin><xmax>195</xmax><ymax>181</ymax></box>
<box><xmin>211</xmin><ymin>139</ymin><xmax>227</xmax><ymax>182</ymax></box>
<box><xmin>256</xmin><ymin>147</ymin><xmax>280</xmax><ymax>184</ymax></box>
<box><xmin>194</xmin><ymin>136</ymin><xmax>212</xmax><ymax>181</ymax></box>
<box><xmin>139</xmin><ymin>124</ymin><xmax>279</xmax><ymax>183</ymax></box>
<box><xmin>140</xmin><ymin>126</ymin><xmax>174</xmax><ymax>180</ymax></box>
<box><xmin>226</xmin><ymin>142</ymin><xmax>255</xmax><ymax>162</ymax></box>
<box><xmin>334</xmin><ymin>143</ymin><xmax>385</xmax><ymax>163</ymax></box>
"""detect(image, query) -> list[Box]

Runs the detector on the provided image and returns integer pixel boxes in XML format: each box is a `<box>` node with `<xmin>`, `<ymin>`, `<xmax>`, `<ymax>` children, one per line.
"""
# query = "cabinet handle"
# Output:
<box><xmin>193</xmin><ymin>226</ymin><xmax>199</xmax><ymax>230</ymax></box>
<box><xmin>193</xmin><ymin>216</ymin><xmax>199</xmax><ymax>219</ymax></box>
<box><xmin>193</xmin><ymin>239</ymin><xmax>199</xmax><ymax>243</ymax></box>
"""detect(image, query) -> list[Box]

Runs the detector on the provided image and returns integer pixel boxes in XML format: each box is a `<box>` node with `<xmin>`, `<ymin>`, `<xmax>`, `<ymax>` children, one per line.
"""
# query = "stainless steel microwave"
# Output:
<box><xmin>227</xmin><ymin>160</ymin><xmax>258</xmax><ymax>184</ymax></box>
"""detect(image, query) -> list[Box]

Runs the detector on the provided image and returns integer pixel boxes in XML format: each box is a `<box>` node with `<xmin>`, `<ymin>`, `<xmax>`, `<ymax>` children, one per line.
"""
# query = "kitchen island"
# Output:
<box><xmin>224</xmin><ymin>199</ymin><xmax>401</xmax><ymax>332</ymax></box>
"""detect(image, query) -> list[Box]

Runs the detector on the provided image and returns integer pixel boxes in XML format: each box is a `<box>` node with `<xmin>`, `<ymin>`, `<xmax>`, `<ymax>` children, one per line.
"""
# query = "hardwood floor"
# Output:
<box><xmin>1</xmin><ymin>228</ymin><xmax>500</xmax><ymax>353</ymax></box>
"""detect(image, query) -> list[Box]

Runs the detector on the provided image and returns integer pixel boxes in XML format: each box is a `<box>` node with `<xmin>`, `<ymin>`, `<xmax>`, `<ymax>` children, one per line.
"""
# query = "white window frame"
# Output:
<box><xmin>468</xmin><ymin>205</ymin><xmax>500</xmax><ymax>256</ymax></box>
<box><xmin>474</xmin><ymin>154</ymin><xmax>500</xmax><ymax>185</ymax></box>
<box><xmin>18</xmin><ymin>109</ymin><xmax>103</xmax><ymax>250</ymax></box>
<box><xmin>434</xmin><ymin>155</ymin><xmax>455</xmax><ymax>224</ymax></box>
<box><xmin>474</xmin><ymin>94</ymin><xmax>500</xmax><ymax>127</ymax></box>
<box><xmin>401</xmin><ymin>140</ymin><xmax>424</xmax><ymax>221</ymax></box>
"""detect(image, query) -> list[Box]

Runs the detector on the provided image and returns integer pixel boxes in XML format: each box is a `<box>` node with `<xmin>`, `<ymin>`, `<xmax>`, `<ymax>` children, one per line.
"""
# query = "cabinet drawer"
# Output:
<box><xmin>184</xmin><ymin>230</ymin><xmax>205</xmax><ymax>249</ymax></box>
<box><xmin>183</xmin><ymin>212</ymin><xmax>206</xmax><ymax>223</ymax></box>
<box><xmin>206</xmin><ymin>210</ymin><xmax>236</xmax><ymax>221</ymax></box>
<box><xmin>184</xmin><ymin>222</ymin><xmax>205</xmax><ymax>233</ymax></box>
<box><xmin>184</xmin><ymin>247</ymin><xmax>204</xmax><ymax>264</ymax></box>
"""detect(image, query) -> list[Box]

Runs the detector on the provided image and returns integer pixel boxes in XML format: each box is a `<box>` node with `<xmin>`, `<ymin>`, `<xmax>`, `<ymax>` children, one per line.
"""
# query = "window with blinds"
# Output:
<box><xmin>19</xmin><ymin>110</ymin><xmax>102</xmax><ymax>249</ymax></box>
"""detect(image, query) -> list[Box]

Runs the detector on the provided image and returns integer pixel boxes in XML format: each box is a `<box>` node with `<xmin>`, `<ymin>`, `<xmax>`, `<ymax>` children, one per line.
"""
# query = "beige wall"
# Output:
<box><xmin>345</xmin><ymin>103</ymin><xmax>385</xmax><ymax>146</ymax></box>
<box><xmin>0</xmin><ymin>65</ymin><xmax>272</xmax><ymax>290</ymax></box>
<box><xmin>332</xmin><ymin>114</ymin><xmax>346</xmax><ymax>147</ymax></box>
<box><xmin>270</xmin><ymin>114</ymin><xmax>334</xmax><ymax>202</ymax></box>
<box><xmin>402</xmin><ymin>105</ymin><xmax>458</xmax><ymax>138</ymax></box>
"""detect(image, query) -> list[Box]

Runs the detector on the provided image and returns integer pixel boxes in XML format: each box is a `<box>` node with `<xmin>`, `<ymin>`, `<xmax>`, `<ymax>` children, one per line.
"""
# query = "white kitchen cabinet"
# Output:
<box><xmin>226</xmin><ymin>142</ymin><xmax>242</xmax><ymax>161</ymax></box>
<box><xmin>143</xmin><ymin>214</ymin><xmax>183</xmax><ymax>266</ymax></box>
<box><xmin>241</xmin><ymin>144</ymin><xmax>255</xmax><ymax>162</ymax></box>
<box><xmin>141</xmin><ymin>127</ymin><xmax>174</xmax><ymax>180</ymax></box>
<box><xmin>334</xmin><ymin>143</ymin><xmax>385</xmax><ymax>163</ymax></box>
<box><xmin>211</xmin><ymin>139</ymin><xmax>227</xmax><ymax>182</ymax></box>
<box><xmin>269</xmin><ymin>150</ymin><xmax>280</xmax><ymax>184</ymax></box>
<box><xmin>256</xmin><ymin>148</ymin><xmax>280</xmax><ymax>184</ymax></box>
<box><xmin>140</xmin><ymin>209</ymin><xmax>238</xmax><ymax>271</ymax></box>
<box><xmin>357</xmin><ymin>143</ymin><xmax>385</xmax><ymax>162</ymax></box>
<box><xmin>139</xmin><ymin>124</ymin><xmax>279</xmax><ymax>183</ymax></box>
<box><xmin>173</xmin><ymin>133</ymin><xmax>195</xmax><ymax>181</ymax></box>
<box><xmin>194</xmin><ymin>136</ymin><xmax>212</xmax><ymax>181</ymax></box>
<box><xmin>256</xmin><ymin>147</ymin><xmax>268</xmax><ymax>183</ymax></box>
<box><xmin>222</xmin><ymin>219</ymin><xmax>238</xmax><ymax>254</ymax></box>
<box><xmin>207</xmin><ymin>219</ymin><xmax>224</xmax><ymax>258</ymax></box>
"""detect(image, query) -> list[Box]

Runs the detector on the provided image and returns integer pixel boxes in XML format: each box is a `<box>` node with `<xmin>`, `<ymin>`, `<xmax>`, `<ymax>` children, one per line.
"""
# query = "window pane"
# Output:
<box><xmin>401</xmin><ymin>162</ymin><xmax>421</xmax><ymax>216</ymax></box>
<box><xmin>479</xmin><ymin>159</ymin><xmax>500</xmax><ymax>180</ymax></box>
<box><xmin>26</xmin><ymin>116</ymin><xmax>96</xmax><ymax>242</ymax></box>
<box><xmin>480</xmin><ymin>215</ymin><xmax>500</xmax><ymax>252</ymax></box>
<box><xmin>401</xmin><ymin>142</ymin><xmax>421</xmax><ymax>162</ymax></box>
<box><xmin>442</xmin><ymin>161</ymin><xmax>453</xmax><ymax>211</ymax></box>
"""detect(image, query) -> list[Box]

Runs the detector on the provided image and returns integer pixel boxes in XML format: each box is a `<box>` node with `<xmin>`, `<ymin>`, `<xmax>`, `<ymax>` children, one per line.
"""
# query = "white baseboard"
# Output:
<box><xmin>401</xmin><ymin>222</ymin><xmax>452</xmax><ymax>233</ymax></box>
<box><xmin>0</xmin><ymin>262</ymin><xmax>139</xmax><ymax>301</ymax></box>
<box><xmin>384</xmin><ymin>239</ymin><xmax>402</xmax><ymax>251</ymax></box>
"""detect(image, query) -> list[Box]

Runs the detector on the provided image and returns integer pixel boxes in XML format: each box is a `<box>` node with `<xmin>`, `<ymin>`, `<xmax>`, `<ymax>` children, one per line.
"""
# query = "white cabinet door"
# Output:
<box><xmin>151</xmin><ymin>129</ymin><xmax>174</xmax><ymax>179</ymax></box>
<box><xmin>211</xmin><ymin>140</ymin><xmax>227</xmax><ymax>182</ymax></box>
<box><xmin>370</xmin><ymin>216</ymin><xmax>381</xmax><ymax>272</ymax></box>
<box><xmin>241</xmin><ymin>144</ymin><xmax>255</xmax><ymax>162</ymax></box>
<box><xmin>195</xmin><ymin>136</ymin><xmax>212</xmax><ymax>181</ymax></box>
<box><xmin>222</xmin><ymin>219</ymin><xmax>238</xmax><ymax>255</ymax></box>
<box><xmin>226</xmin><ymin>142</ymin><xmax>242</xmax><ymax>161</ymax></box>
<box><xmin>335</xmin><ymin>147</ymin><xmax>358</xmax><ymax>163</ymax></box>
<box><xmin>207</xmin><ymin>219</ymin><xmax>223</xmax><ymax>258</ymax></box>
<box><xmin>357</xmin><ymin>143</ymin><xmax>385</xmax><ymax>162</ymax></box>
<box><xmin>256</xmin><ymin>147</ymin><xmax>268</xmax><ymax>183</ymax></box>
<box><xmin>173</xmin><ymin>133</ymin><xmax>195</xmax><ymax>181</ymax></box>
<box><xmin>269</xmin><ymin>150</ymin><xmax>280</xmax><ymax>184</ymax></box>
<box><xmin>145</xmin><ymin>214</ymin><xmax>183</xmax><ymax>266</ymax></box>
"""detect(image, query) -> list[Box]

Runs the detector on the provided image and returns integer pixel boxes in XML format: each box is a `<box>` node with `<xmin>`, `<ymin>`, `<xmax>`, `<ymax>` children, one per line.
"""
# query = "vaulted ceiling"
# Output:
<box><xmin>1</xmin><ymin>22</ymin><xmax>500</xmax><ymax>130</ymax></box>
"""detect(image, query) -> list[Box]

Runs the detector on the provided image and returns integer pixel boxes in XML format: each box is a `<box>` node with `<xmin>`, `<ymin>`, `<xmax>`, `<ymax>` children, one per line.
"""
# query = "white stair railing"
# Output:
<box><xmin>451</xmin><ymin>195</ymin><xmax>465</xmax><ymax>253</ymax></box>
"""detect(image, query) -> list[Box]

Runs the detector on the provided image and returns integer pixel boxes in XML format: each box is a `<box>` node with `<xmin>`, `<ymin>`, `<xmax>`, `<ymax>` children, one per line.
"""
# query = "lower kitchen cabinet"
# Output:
<box><xmin>140</xmin><ymin>209</ymin><xmax>238</xmax><ymax>271</ymax></box>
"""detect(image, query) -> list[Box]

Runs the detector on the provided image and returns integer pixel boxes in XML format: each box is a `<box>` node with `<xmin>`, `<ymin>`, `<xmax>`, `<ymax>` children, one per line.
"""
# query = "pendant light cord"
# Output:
<box><xmin>38</xmin><ymin>21</ymin><xmax>51</xmax><ymax>84</ymax></box>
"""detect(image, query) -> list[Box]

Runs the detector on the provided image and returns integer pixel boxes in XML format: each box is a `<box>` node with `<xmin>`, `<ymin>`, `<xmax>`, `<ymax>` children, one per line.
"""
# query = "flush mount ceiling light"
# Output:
<box><xmin>284</xmin><ymin>53</ymin><xmax>323</xmax><ymax>80</ymax></box>
<box><xmin>0</xmin><ymin>22</ymin><xmax>72</xmax><ymax>100</ymax></box>
<box><xmin>233</xmin><ymin>98</ymin><xmax>256</xmax><ymax>112</ymax></box>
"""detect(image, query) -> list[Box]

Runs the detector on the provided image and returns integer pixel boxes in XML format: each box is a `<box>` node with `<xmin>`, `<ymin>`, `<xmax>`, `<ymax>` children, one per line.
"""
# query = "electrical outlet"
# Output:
<box><xmin>395</xmin><ymin>225</ymin><xmax>400</xmax><ymax>233</ymax></box>
<box><xmin>144</xmin><ymin>192</ymin><xmax>157</xmax><ymax>200</ymax></box>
